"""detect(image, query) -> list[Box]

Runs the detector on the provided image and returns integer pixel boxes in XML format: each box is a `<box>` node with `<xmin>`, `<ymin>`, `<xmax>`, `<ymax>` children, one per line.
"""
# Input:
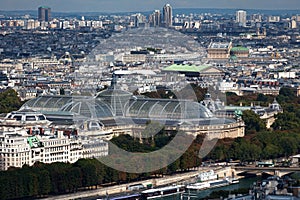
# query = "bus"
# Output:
<box><xmin>127</xmin><ymin>183</ymin><xmax>145</xmax><ymax>191</ymax></box>
<box><xmin>256</xmin><ymin>161</ymin><xmax>274</xmax><ymax>167</ymax></box>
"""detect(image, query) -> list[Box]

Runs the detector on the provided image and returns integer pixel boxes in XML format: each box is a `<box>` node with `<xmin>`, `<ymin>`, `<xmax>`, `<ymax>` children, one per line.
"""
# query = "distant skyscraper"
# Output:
<box><xmin>236</xmin><ymin>10</ymin><xmax>246</xmax><ymax>27</ymax></box>
<box><xmin>163</xmin><ymin>4</ymin><xmax>172</xmax><ymax>27</ymax></box>
<box><xmin>38</xmin><ymin>6</ymin><xmax>51</xmax><ymax>22</ymax></box>
<box><xmin>149</xmin><ymin>10</ymin><xmax>161</xmax><ymax>27</ymax></box>
<box><xmin>251</xmin><ymin>14</ymin><xmax>262</xmax><ymax>22</ymax></box>
<box><xmin>132</xmin><ymin>13</ymin><xmax>143</xmax><ymax>28</ymax></box>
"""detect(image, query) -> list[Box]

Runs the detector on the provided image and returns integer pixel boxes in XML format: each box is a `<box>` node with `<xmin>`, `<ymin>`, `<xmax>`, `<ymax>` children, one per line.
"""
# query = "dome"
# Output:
<box><xmin>269</xmin><ymin>99</ymin><xmax>282</xmax><ymax>111</ymax></box>
<box><xmin>95</xmin><ymin>73</ymin><xmax>133</xmax><ymax>116</ymax></box>
<box><xmin>201</xmin><ymin>93</ymin><xmax>225</xmax><ymax>112</ymax></box>
<box><xmin>60</xmin><ymin>98</ymin><xmax>113</xmax><ymax>119</ymax></box>
<box><xmin>96</xmin><ymin>88</ymin><xmax>132</xmax><ymax>116</ymax></box>
<box><xmin>96</xmin><ymin>88</ymin><xmax>132</xmax><ymax>98</ymax></box>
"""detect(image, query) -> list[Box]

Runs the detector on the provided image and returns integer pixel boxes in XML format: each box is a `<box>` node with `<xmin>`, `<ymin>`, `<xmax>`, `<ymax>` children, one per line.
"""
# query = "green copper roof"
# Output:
<box><xmin>163</xmin><ymin>64</ymin><xmax>210</xmax><ymax>73</ymax></box>
<box><xmin>230</xmin><ymin>55</ymin><xmax>237</xmax><ymax>60</ymax></box>
<box><xmin>27</xmin><ymin>136</ymin><xmax>41</xmax><ymax>148</ymax></box>
<box><xmin>231</xmin><ymin>47</ymin><xmax>249</xmax><ymax>52</ymax></box>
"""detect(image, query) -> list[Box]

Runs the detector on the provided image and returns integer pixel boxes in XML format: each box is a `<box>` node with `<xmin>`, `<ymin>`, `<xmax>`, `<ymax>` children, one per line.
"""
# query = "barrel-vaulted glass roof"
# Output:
<box><xmin>24</xmin><ymin>95</ymin><xmax>73</xmax><ymax>111</ymax></box>
<box><xmin>22</xmin><ymin>92</ymin><xmax>215</xmax><ymax>121</ymax></box>
<box><xmin>125</xmin><ymin>98</ymin><xmax>214</xmax><ymax>119</ymax></box>
<box><xmin>22</xmin><ymin>95</ymin><xmax>113</xmax><ymax>119</ymax></box>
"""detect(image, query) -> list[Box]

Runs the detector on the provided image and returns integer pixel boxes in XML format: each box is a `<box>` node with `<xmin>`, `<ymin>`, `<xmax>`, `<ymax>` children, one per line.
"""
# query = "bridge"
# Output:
<box><xmin>233</xmin><ymin>166</ymin><xmax>300</xmax><ymax>177</ymax></box>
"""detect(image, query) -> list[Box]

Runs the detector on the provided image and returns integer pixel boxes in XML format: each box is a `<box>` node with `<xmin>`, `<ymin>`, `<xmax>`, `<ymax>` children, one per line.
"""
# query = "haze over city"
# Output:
<box><xmin>0</xmin><ymin>0</ymin><xmax>300</xmax><ymax>12</ymax></box>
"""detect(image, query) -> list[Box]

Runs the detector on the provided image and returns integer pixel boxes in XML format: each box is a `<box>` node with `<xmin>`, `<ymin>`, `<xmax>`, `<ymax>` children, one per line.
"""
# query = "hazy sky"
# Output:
<box><xmin>0</xmin><ymin>0</ymin><xmax>299</xmax><ymax>12</ymax></box>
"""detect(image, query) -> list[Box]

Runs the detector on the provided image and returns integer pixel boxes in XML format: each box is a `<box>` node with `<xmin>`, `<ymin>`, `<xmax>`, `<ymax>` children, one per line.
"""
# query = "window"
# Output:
<box><xmin>26</xmin><ymin>116</ymin><xmax>36</xmax><ymax>121</ymax></box>
<box><xmin>38</xmin><ymin>115</ymin><xmax>46</xmax><ymax>120</ymax></box>
<box><xmin>13</xmin><ymin>116</ymin><xmax>22</xmax><ymax>121</ymax></box>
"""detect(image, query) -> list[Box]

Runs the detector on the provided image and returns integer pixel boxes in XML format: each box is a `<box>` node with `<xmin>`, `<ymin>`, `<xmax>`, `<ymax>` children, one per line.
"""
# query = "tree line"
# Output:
<box><xmin>0</xmin><ymin>159</ymin><xmax>149</xmax><ymax>199</ymax></box>
<box><xmin>206</xmin><ymin>87</ymin><xmax>300</xmax><ymax>162</ymax></box>
<box><xmin>0</xmin><ymin>130</ymin><xmax>203</xmax><ymax>200</ymax></box>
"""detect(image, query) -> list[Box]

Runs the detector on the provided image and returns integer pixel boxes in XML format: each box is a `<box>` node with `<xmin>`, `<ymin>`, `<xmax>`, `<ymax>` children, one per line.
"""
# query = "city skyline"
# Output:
<box><xmin>0</xmin><ymin>0</ymin><xmax>299</xmax><ymax>12</ymax></box>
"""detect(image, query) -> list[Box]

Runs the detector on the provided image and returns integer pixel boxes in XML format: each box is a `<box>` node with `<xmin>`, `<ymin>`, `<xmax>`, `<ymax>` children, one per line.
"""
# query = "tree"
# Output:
<box><xmin>209</xmin><ymin>145</ymin><xmax>227</xmax><ymax>161</ymax></box>
<box><xmin>263</xmin><ymin>144</ymin><xmax>280</xmax><ymax>159</ymax></box>
<box><xmin>167</xmin><ymin>159</ymin><xmax>180</xmax><ymax>174</ymax></box>
<box><xmin>277</xmin><ymin>87</ymin><xmax>297</xmax><ymax>104</ymax></box>
<box><xmin>279</xmin><ymin>137</ymin><xmax>298</xmax><ymax>157</ymax></box>
<box><xmin>242</xmin><ymin>110</ymin><xmax>266</xmax><ymax>133</ymax></box>
<box><xmin>74</xmin><ymin>159</ymin><xmax>98</xmax><ymax>188</ymax></box>
<box><xmin>272</xmin><ymin>112</ymin><xmax>300</xmax><ymax>130</ymax></box>
<box><xmin>37</xmin><ymin>170</ymin><xmax>51</xmax><ymax>196</ymax></box>
<box><xmin>66</xmin><ymin>167</ymin><xmax>82</xmax><ymax>192</ymax></box>
<box><xmin>0</xmin><ymin>88</ymin><xmax>22</xmax><ymax>113</ymax></box>
<box><xmin>0</xmin><ymin>173</ymin><xmax>10</xmax><ymax>199</ymax></box>
<box><xmin>279</xmin><ymin>87</ymin><xmax>296</xmax><ymax>98</ymax></box>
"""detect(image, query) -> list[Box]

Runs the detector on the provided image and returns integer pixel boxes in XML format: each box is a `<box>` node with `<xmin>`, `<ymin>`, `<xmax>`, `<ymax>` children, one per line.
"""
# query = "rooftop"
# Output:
<box><xmin>163</xmin><ymin>64</ymin><xmax>210</xmax><ymax>73</ymax></box>
<box><xmin>231</xmin><ymin>46</ymin><xmax>249</xmax><ymax>52</ymax></box>
<box><xmin>208</xmin><ymin>42</ymin><xmax>231</xmax><ymax>49</ymax></box>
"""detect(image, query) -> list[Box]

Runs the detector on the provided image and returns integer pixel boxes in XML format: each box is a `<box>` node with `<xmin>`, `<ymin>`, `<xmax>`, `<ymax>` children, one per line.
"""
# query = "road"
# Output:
<box><xmin>234</xmin><ymin>166</ymin><xmax>300</xmax><ymax>171</ymax></box>
<box><xmin>42</xmin><ymin>168</ymin><xmax>211</xmax><ymax>200</ymax></box>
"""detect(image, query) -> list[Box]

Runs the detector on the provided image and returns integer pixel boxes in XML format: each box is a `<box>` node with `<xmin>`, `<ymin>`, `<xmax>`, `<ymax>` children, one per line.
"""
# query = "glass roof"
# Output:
<box><xmin>60</xmin><ymin>99</ymin><xmax>113</xmax><ymax>118</ymax></box>
<box><xmin>23</xmin><ymin>93</ymin><xmax>215</xmax><ymax>121</ymax></box>
<box><xmin>23</xmin><ymin>95</ymin><xmax>113</xmax><ymax>118</ymax></box>
<box><xmin>126</xmin><ymin>98</ymin><xmax>214</xmax><ymax>119</ymax></box>
<box><xmin>23</xmin><ymin>95</ymin><xmax>73</xmax><ymax>111</ymax></box>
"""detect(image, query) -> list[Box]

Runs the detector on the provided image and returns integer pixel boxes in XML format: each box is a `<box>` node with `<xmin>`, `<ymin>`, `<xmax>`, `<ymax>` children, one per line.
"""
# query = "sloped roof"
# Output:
<box><xmin>231</xmin><ymin>47</ymin><xmax>249</xmax><ymax>52</ymax></box>
<box><xmin>162</xmin><ymin>64</ymin><xmax>210</xmax><ymax>73</ymax></box>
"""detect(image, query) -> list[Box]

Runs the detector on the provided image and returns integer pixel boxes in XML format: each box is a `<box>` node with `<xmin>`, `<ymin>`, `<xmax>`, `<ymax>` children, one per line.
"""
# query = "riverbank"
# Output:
<box><xmin>41</xmin><ymin>167</ymin><xmax>214</xmax><ymax>200</ymax></box>
<box><xmin>41</xmin><ymin>166</ymin><xmax>239</xmax><ymax>200</ymax></box>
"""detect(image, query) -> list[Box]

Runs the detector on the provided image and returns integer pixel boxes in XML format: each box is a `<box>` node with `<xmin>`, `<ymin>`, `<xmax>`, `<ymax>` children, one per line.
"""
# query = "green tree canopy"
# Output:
<box><xmin>0</xmin><ymin>88</ymin><xmax>22</xmax><ymax>113</ymax></box>
<box><xmin>242</xmin><ymin>110</ymin><xmax>266</xmax><ymax>133</ymax></box>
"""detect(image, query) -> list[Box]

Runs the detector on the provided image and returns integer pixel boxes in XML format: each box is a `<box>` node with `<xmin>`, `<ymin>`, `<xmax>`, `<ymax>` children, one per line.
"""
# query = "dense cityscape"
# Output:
<box><xmin>1</xmin><ymin>2</ymin><xmax>300</xmax><ymax>200</ymax></box>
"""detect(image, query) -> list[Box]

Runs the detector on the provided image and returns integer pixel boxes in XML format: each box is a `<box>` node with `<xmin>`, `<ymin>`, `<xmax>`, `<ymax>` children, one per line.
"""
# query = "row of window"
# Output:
<box><xmin>43</xmin><ymin>140</ymin><xmax>68</xmax><ymax>146</ymax></box>
<box><xmin>44</xmin><ymin>156</ymin><xmax>68</xmax><ymax>162</ymax></box>
<box><xmin>44</xmin><ymin>146</ymin><xmax>68</xmax><ymax>152</ymax></box>
<box><xmin>0</xmin><ymin>152</ymin><xmax>30</xmax><ymax>157</ymax></box>
<box><xmin>0</xmin><ymin>148</ymin><xmax>29</xmax><ymax>153</ymax></box>
<box><xmin>7</xmin><ymin>114</ymin><xmax>46</xmax><ymax>121</ymax></box>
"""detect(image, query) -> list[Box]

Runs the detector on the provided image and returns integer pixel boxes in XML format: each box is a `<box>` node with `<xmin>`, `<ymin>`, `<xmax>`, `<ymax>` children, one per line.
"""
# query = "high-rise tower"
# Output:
<box><xmin>163</xmin><ymin>4</ymin><xmax>173</xmax><ymax>27</ymax></box>
<box><xmin>149</xmin><ymin>10</ymin><xmax>161</xmax><ymax>27</ymax></box>
<box><xmin>236</xmin><ymin>10</ymin><xmax>246</xmax><ymax>27</ymax></box>
<box><xmin>38</xmin><ymin>6</ymin><xmax>51</xmax><ymax>22</ymax></box>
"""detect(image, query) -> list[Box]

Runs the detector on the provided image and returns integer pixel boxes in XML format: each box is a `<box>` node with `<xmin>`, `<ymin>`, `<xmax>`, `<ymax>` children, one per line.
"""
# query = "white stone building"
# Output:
<box><xmin>0</xmin><ymin>129</ymin><xmax>108</xmax><ymax>170</ymax></box>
